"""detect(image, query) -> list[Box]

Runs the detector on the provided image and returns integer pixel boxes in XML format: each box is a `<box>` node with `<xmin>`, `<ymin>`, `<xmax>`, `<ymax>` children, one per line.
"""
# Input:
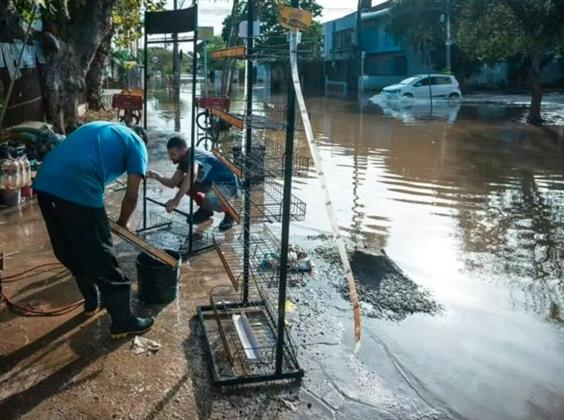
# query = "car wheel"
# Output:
<box><xmin>448</xmin><ymin>92</ymin><xmax>460</xmax><ymax>100</ymax></box>
<box><xmin>402</xmin><ymin>93</ymin><xmax>414</xmax><ymax>98</ymax></box>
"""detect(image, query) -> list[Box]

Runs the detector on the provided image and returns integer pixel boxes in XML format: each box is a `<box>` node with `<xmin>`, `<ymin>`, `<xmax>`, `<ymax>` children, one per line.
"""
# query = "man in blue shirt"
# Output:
<box><xmin>33</xmin><ymin>121</ymin><xmax>153</xmax><ymax>338</ymax></box>
<box><xmin>147</xmin><ymin>136</ymin><xmax>239</xmax><ymax>231</ymax></box>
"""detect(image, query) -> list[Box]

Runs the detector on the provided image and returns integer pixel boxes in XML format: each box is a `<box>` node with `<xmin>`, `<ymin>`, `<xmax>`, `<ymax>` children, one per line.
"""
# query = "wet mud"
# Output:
<box><xmin>311</xmin><ymin>241</ymin><xmax>441</xmax><ymax>321</ymax></box>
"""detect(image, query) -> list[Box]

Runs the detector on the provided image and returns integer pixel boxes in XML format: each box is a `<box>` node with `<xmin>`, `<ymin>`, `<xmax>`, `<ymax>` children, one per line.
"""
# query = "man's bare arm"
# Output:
<box><xmin>116</xmin><ymin>174</ymin><xmax>142</xmax><ymax>227</ymax></box>
<box><xmin>147</xmin><ymin>169</ymin><xmax>183</xmax><ymax>188</ymax></box>
<box><xmin>165</xmin><ymin>171</ymin><xmax>193</xmax><ymax>213</ymax></box>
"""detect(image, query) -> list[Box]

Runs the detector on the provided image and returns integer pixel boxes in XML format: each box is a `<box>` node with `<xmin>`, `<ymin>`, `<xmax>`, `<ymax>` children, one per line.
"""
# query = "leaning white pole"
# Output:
<box><xmin>289</xmin><ymin>31</ymin><xmax>362</xmax><ymax>344</ymax></box>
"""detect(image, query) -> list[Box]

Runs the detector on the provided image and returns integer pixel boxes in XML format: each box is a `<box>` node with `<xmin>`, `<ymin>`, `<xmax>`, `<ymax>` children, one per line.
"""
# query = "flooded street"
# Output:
<box><xmin>296</xmin><ymin>96</ymin><xmax>564</xmax><ymax>419</ymax></box>
<box><xmin>144</xmin><ymin>87</ymin><xmax>564</xmax><ymax>419</ymax></box>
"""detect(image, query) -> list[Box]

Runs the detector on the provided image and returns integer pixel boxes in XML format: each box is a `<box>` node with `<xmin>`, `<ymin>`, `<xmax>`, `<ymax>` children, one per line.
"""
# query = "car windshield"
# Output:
<box><xmin>399</xmin><ymin>76</ymin><xmax>421</xmax><ymax>85</ymax></box>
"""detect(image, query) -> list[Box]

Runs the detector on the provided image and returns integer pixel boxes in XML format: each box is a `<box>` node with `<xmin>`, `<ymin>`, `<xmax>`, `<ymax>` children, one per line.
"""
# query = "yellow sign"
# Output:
<box><xmin>210</xmin><ymin>46</ymin><xmax>246</xmax><ymax>59</ymax></box>
<box><xmin>279</xmin><ymin>6</ymin><xmax>313</xmax><ymax>31</ymax></box>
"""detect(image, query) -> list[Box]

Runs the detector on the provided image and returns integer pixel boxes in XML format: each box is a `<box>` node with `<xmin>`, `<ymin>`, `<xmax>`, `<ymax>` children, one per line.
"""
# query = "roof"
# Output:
<box><xmin>361</xmin><ymin>8</ymin><xmax>391</xmax><ymax>21</ymax></box>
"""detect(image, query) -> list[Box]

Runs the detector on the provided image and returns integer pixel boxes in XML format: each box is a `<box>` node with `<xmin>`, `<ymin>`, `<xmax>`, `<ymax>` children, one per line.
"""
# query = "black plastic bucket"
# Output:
<box><xmin>136</xmin><ymin>251</ymin><xmax>180</xmax><ymax>304</ymax></box>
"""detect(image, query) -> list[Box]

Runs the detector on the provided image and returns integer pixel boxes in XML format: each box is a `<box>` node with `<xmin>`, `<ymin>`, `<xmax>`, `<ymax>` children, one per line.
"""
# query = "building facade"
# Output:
<box><xmin>323</xmin><ymin>2</ymin><xmax>430</xmax><ymax>97</ymax></box>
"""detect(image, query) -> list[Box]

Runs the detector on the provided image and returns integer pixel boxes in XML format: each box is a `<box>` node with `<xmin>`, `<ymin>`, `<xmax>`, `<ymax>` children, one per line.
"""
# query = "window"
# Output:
<box><xmin>365</xmin><ymin>54</ymin><xmax>407</xmax><ymax>76</ymax></box>
<box><xmin>334</xmin><ymin>29</ymin><xmax>354</xmax><ymax>50</ymax></box>
<box><xmin>414</xmin><ymin>77</ymin><xmax>431</xmax><ymax>87</ymax></box>
<box><xmin>433</xmin><ymin>76</ymin><xmax>452</xmax><ymax>85</ymax></box>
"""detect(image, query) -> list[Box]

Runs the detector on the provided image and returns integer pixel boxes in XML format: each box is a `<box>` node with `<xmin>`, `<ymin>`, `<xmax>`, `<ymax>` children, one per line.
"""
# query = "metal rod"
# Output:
<box><xmin>146</xmin><ymin>197</ymin><xmax>190</xmax><ymax>217</ymax></box>
<box><xmin>242</xmin><ymin>0</ymin><xmax>254</xmax><ymax>304</ymax></box>
<box><xmin>188</xmin><ymin>0</ymin><xmax>199</xmax><ymax>255</ymax></box>
<box><xmin>143</xmin><ymin>13</ymin><xmax>149</xmax><ymax>229</ymax></box>
<box><xmin>136</xmin><ymin>222</ymin><xmax>173</xmax><ymax>234</ymax></box>
<box><xmin>276</xmin><ymin>24</ymin><xmax>298</xmax><ymax>374</ymax></box>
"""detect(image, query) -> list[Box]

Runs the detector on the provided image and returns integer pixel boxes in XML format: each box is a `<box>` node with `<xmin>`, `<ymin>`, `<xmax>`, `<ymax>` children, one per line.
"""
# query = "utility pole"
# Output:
<box><xmin>172</xmin><ymin>0</ymin><xmax>181</xmax><ymax>130</ymax></box>
<box><xmin>356</xmin><ymin>0</ymin><xmax>363</xmax><ymax>97</ymax></box>
<box><xmin>445</xmin><ymin>0</ymin><xmax>452</xmax><ymax>73</ymax></box>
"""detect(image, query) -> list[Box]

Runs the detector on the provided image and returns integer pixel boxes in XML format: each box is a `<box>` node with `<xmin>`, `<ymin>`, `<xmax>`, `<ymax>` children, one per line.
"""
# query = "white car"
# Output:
<box><xmin>382</xmin><ymin>74</ymin><xmax>462</xmax><ymax>100</ymax></box>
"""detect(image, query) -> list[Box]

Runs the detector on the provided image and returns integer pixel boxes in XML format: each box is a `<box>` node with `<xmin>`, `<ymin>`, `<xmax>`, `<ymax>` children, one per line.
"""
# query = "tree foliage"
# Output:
<box><xmin>457</xmin><ymin>0</ymin><xmax>564</xmax><ymax>63</ymax></box>
<box><xmin>112</xmin><ymin>0</ymin><xmax>165</xmax><ymax>49</ymax></box>
<box><xmin>221</xmin><ymin>0</ymin><xmax>323</xmax><ymax>62</ymax></box>
<box><xmin>388</xmin><ymin>0</ymin><xmax>444</xmax><ymax>64</ymax></box>
<box><xmin>456</xmin><ymin>0</ymin><xmax>564</xmax><ymax>122</ymax></box>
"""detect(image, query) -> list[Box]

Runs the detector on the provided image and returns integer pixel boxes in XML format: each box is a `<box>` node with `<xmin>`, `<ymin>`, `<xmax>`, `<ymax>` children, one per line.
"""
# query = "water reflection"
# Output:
<box><xmin>298</xmin><ymin>96</ymin><xmax>564</xmax><ymax>318</ymax></box>
<box><xmin>369</xmin><ymin>94</ymin><xmax>462</xmax><ymax>124</ymax></box>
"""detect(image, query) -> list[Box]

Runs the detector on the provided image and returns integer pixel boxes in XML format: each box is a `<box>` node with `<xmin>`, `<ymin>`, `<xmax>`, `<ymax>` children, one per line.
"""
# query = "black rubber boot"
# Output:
<box><xmin>218</xmin><ymin>213</ymin><xmax>234</xmax><ymax>231</ymax></box>
<box><xmin>103</xmin><ymin>287</ymin><xmax>154</xmax><ymax>339</ymax></box>
<box><xmin>75</xmin><ymin>277</ymin><xmax>101</xmax><ymax>316</ymax></box>
<box><xmin>187</xmin><ymin>207</ymin><xmax>214</xmax><ymax>224</ymax></box>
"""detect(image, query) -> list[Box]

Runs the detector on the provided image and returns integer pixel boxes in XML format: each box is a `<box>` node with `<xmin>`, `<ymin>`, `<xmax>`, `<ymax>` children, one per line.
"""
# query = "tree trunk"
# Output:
<box><xmin>85</xmin><ymin>30</ymin><xmax>112</xmax><ymax>110</ymax></box>
<box><xmin>40</xmin><ymin>0</ymin><xmax>115</xmax><ymax>133</ymax></box>
<box><xmin>527</xmin><ymin>50</ymin><xmax>544</xmax><ymax>124</ymax></box>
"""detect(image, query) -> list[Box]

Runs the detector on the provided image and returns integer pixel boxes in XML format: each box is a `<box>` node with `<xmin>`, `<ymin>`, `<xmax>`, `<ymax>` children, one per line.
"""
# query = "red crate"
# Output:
<box><xmin>112</xmin><ymin>94</ymin><xmax>143</xmax><ymax>111</ymax></box>
<box><xmin>196</xmin><ymin>96</ymin><xmax>230</xmax><ymax>111</ymax></box>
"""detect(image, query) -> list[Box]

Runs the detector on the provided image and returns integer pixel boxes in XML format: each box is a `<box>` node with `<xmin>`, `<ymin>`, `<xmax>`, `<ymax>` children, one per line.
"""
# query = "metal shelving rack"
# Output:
<box><xmin>139</xmin><ymin>2</ymin><xmax>214</xmax><ymax>257</ymax></box>
<box><xmin>197</xmin><ymin>1</ymin><xmax>307</xmax><ymax>385</ymax></box>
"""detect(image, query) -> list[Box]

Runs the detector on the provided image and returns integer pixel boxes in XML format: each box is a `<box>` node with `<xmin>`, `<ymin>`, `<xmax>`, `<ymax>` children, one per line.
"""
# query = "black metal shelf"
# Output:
<box><xmin>198</xmin><ymin>1</ymin><xmax>305</xmax><ymax>386</ymax></box>
<box><xmin>129</xmin><ymin>209</ymin><xmax>213</xmax><ymax>256</ymax></box>
<box><xmin>212</xmin><ymin>180</ymin><xmax>306</xmax><ymax>224</ymax></box>
<box><xmin>212</xmin><ymin>225</ymin><xmax>306</xmax><ymax>293</ymax></box>
<box><xmin>198</xmin><ymin>287</ymin><xmax>303</xmax><ymax>385</ymax></box>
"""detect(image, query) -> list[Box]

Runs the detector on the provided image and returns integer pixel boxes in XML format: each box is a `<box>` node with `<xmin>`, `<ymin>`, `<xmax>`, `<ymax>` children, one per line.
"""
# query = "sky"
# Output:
<box><xmin>167</xmin><ymin>1</ymin><xmax>387</xmax><ymax>35</ymax></box>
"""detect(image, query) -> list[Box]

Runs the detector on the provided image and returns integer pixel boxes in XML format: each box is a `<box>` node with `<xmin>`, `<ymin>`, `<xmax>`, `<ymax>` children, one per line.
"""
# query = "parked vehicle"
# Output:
<box><xmin>381</xmin><ymin>74</ymin><xmax>462</xmax><ymax>100</ymax></box>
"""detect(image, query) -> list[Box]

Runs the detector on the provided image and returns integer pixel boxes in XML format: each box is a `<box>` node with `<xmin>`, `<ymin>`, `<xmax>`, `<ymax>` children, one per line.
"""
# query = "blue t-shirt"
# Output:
<box><xmin>33</xmin><ymin>122</ymin><xmax>148</xmax><ymax>208</ymax></box>
<box><xmin>177</xmin><ymin>147</ymin><xmax>238</xmax><ymax>186</ymax></box>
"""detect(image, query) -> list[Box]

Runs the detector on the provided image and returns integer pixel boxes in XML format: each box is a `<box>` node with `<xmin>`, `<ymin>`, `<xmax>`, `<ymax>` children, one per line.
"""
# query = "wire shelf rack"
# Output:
<box><xmin>212</xmin><ymin>225</ymin><xmax>307</xmax><ymax>293</ymax></box>
<box><xmin>126</xmin><ymin>209</ymin><xmax>213</xmax><ymax>256</ymax></box>
<box><xmin>198</xmin><ymin>286</ymin><xmax>303</xmax><ymax>385</ymax></box>
<box><xmin>212</xmin><ymin>180</ymin><xmax>306</xmax><ymax>224</ymax></box>
<box><xmin>197</xmin><ymin>4</ymin><xmax>307</xmax><ymax>385</ymax></box>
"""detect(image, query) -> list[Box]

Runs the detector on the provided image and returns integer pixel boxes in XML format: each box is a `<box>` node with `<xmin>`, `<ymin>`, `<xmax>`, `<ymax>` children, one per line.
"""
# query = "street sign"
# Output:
<box><xmin>210</xmin><ymin>46</ymin><xmax>246</xmax><ymax>59</ymax></box>
<box><xmin>279</xmin><ymin>6</ymin><xmax>313</xmax><ymax>31</ymax></box>
<box><xmin>239</xmin><ymin>21</ymin><xmax>261</xmax><ymax>38</ymax></box>
<box><xmin>199</xmin><ymin>26</ymin><xmax>214</xmax><ymax>41</ymax></box>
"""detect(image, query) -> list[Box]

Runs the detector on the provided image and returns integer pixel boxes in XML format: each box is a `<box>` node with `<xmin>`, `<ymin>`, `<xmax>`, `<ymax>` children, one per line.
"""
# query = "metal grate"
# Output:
<box><xmin>198</xmin><ymin>285</ymin><xmax>303</xmax><ymax>385</ymax></box>
<box><xmin>212</xmin><ymin>180</ymin><xmax>306</xmax><ymax>224</ymax></box>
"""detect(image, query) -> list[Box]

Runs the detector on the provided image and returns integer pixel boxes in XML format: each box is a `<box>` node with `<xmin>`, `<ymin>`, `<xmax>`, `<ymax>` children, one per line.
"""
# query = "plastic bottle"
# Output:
<box><xmin>15</xmin><ymin>158</ymin><xmax>24</xmax><ymax>189</ymax></box>
<box><xmin>22</xmin><ymin>157</ymin><xmax>31</xmax><ymax>186</ymax></box>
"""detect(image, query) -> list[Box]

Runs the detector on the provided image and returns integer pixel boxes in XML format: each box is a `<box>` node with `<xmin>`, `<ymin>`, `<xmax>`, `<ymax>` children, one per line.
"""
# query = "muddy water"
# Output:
<box><xmin>146</xmin><ymin>86</ymin><xmax>564</xmax><ymax>419</ymax></box>
<box><xmin>294</xmin><ymin>96</ymin><xmax>564</xmax><ymax>420</ymax></box>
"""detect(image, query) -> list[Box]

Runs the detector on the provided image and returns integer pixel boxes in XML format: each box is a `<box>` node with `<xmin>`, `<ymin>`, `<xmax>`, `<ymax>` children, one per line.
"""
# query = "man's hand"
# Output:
<box><xmin>147</xmin><ymin>170</ymin><xmax>161</xmax><ymax>180</ymax></box>
<box><xmin>165</xmin><ymin>198</ymin><xmax>180</xmax><ymax>213</ymax></box>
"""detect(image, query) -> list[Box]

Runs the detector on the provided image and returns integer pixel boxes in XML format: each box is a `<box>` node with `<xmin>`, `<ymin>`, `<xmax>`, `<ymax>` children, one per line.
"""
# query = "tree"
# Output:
<box><xmin>85</xmin><ymin>0</ymin><xmax>165</xmax><ymax>110</ymax></box>
<box><xmin>221</xmin><ymin>0</ymin><xmax>323</xmax><ymax>62</ymax></box>
<box><xmin>219</xmin><ymin>1</ymin><xmax>323</xmax><ymax>94</ymax></box>
<box><xmin>388</xmin><ymin>0</ymin><xmax>445</xmax><ymax>70</ymax></box>
<box><xmin>25</xmin><ymin>0</ymin><xmax>116</xmax><ymax>132</ymax></box>
<box><xmin>457</xmin><ymin>0</ymin><xmax>564</xmax><ymax>124</ymax></box>
<box><xmin>199</xmin><ymin>35</ymin><xmax>227</xmax><ymax>73</ymax></box>
<box><xmin>8</xmin><ymin>0</ymin><xmax>165</xmax><ymax>131</ymax></box>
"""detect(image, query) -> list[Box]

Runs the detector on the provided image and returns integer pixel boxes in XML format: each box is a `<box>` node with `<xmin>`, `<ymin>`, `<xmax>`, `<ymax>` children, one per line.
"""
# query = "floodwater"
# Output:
<box><xmin>146</xmin><ymin>86</ymin><xmax>564</xmax><ymax>419</ymax></box>
<box><xmin>297</xmin><ymin>96</ymin><xmax>564</xmax><ymax>420</ymax></box>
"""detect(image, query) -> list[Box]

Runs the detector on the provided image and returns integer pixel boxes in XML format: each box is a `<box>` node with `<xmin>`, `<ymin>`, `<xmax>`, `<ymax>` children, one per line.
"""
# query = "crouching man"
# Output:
<box><xmin>33</xmin><ymin>121</ymin><xmax>153</xmax><ymax>338</ymax></box>
<box><xmin>147</xmin><ymin>136</ymin><xmax>238</xmax><ymax>231</ymax></box>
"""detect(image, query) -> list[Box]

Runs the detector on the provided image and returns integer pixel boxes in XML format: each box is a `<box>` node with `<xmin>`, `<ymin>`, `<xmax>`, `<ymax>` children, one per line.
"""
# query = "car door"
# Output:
<box><xmin>434</xmin><ymin>76</ymin><xmax>451</xmax><ymax>97</ymax></box>
<box><xmin>412</xmin><ymin>76</ymin><xmax>431</xmax><ymax>98</ymax></box>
